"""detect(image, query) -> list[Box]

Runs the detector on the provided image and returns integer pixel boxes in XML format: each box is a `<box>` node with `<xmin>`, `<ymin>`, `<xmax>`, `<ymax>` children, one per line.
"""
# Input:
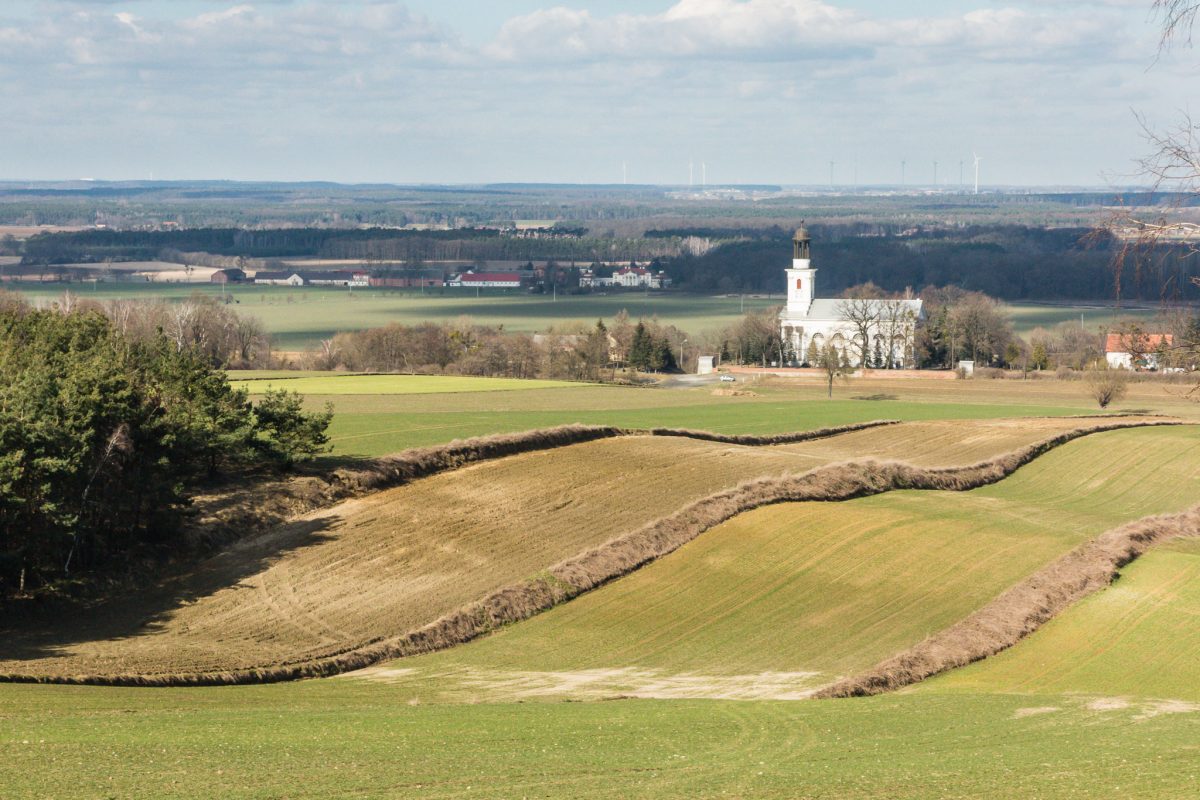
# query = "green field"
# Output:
<box><xmin>930</xmin><ymin>537</ymin><xmax>1200</xmax><ymax>701</ymax></box>
<box><xmin>229</xmin><ymin>373</ymin><xmax>580</xmax><ymax>395</ymax></box>
<box><xmin>10</xmin><ymin>282</ymin><xmax>1162</xmax><ymax>348</ymax></box>
<box><xmin>1</xmin><ymin>686</ymin><xmax>1196</xmax><ymax>800</ymax></box>
<box><xmin>8</xmin><ymin>284</ymin><xmax>779</xmax><ymax>349</ymax></box>
<box><xmin>1006</xmin><ymin>302</ymin><xmax>1161</xmax><ymax>336</ymax></box>
<box><xmin>231</xmin><ymin>371</ymin><xmax>1190</xmax><ymax>458</ymax></box>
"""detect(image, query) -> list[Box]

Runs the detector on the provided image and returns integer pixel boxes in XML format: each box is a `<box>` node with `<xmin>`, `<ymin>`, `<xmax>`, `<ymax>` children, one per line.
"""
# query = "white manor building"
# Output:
<box><xmin>779</xmin><ymin>226</ymin><xmax>923</xmax><ymax>368</ymax></box>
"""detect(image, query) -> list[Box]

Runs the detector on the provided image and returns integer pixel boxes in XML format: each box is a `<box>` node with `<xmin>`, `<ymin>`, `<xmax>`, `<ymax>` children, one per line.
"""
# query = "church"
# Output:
<box><xmin>779</xmin><ymin>225</ymin><xmax>923</xmax><ymax>368</ymax></box>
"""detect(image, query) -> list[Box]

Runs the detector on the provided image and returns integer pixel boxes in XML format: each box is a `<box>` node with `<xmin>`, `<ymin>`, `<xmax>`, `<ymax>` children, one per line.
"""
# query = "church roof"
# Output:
<box><xmin>784</xmin><ymin>298</ymin><xmax>924</xmax><ymax>321</ymax></box>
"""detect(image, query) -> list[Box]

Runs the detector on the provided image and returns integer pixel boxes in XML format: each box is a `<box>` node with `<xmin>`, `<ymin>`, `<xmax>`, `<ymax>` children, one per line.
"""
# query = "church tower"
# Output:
<box><xmin>785</xmin><ymin>223</ymin><xmax>816</xmax><ymax>317</ymax></box>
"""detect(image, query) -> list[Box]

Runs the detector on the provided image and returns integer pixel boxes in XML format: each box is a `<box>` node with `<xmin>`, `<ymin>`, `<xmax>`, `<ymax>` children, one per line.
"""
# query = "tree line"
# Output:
<box><xmin>311</xmin><ymin>312</ymin><xmax>688</xmax><ymax>380</ymax></box>
<box><xmin>19</xmin><ymin>227</ymin><xmax>679</xmax><ymax>266</ymax></box>
<box><xmin>663</xmin><ymin>225</ymin><xmax>1200</xmax><ymax>302</ymax></box>
<box><xmin>0</xmin><ymin>293</ymin><xmax>331</xmax><ymax>600</ymax></box>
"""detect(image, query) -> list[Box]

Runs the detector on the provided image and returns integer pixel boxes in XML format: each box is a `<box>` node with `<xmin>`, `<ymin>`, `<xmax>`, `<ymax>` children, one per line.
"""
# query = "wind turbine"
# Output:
<box><xmin>901</xmin><ymin>159</ymin><xmax>906</xmax><ymax>187</ymax></box>
<box><xmin>972</xmin><ymin>152</ymin><xmax>982</xmax><ymax>195</ymax></box>
<box><xmin>933</xmin><ymin>160</ymin><xmax>938</xmax><ymax>187</ymax></box>
<box><xmin>689</xmin><ymin>160</ymin><xmax>694</xmax><ymax>187</ymax></box>
<box><xmin>622</xmin><ymin>162</ymin><xmax>627</xmax><ymax>185</ymax></box>
<box><xmin>829</xmin><ymin>160</ymin><xmax>835</xmax><ymax>187</ymax></box>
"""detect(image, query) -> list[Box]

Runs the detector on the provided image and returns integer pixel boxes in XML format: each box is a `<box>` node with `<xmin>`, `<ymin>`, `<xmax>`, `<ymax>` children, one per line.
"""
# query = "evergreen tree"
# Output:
<box><xmin>629</xmin><ymin>322</ymin><xmax>653</xmax><ymax>370</ymax></box>
<box><xmin>804</xmin><ymin>339</ymin><xmax>820</xmax><ymax>367</ymax></box>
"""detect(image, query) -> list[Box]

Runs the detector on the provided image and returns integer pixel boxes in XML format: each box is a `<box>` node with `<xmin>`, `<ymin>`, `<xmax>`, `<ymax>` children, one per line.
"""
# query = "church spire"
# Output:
<box><xmin>793</xmin><ymin>221</ymin><xmax>811</xmax><ymax>260</ymax></box>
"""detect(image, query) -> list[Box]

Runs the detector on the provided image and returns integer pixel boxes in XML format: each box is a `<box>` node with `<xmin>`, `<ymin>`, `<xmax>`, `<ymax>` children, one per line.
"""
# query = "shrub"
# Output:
<box><xmin>1085</xmin><ymin>366</ymin><xmax>1129</xmax><ymax>408</ymax></box>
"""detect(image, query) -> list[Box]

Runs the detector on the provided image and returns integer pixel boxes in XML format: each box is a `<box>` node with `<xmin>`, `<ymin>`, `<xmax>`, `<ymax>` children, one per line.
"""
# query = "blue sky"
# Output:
<box><xmin>0</xmin><ymin>1</ymin><xmax>1190</xmax><ymax>185</ymax></box>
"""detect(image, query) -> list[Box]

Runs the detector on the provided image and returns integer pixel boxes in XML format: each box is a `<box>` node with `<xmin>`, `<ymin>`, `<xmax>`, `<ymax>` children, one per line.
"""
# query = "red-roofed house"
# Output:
<box><xmin>1105</xmin><ymin>332</ymin><xmax>1173</xmax><ymax>370</ymax></box>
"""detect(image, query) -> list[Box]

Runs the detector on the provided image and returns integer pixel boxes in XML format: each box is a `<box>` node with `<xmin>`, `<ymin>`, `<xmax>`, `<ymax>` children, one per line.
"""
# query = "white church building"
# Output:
<box><xmin>779</xmin><ymin>225</ymin><xmax>923</xmax><ymax>368</ymax></box>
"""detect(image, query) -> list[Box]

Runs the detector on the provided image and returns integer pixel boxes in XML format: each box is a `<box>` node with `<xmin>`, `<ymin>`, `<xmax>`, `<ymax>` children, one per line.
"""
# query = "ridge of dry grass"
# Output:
<box><xmin>645</xmin><ymin>420</ymin><xmax>900</xmax><ymax>445</ymax></box>
<box><xmin>3</xmin><ymin>417</ymin><xmax>1179</xmax><ymax>687</ymax></box>
<box><xmin>815</xmin><ymin>504</ymin><xmax>1200</xmax><ymax>698</ymax></box>
<box><xmin>191</xmin><ymin>420</ymin><xmax>900</xmax><ymax>547</ymax></box>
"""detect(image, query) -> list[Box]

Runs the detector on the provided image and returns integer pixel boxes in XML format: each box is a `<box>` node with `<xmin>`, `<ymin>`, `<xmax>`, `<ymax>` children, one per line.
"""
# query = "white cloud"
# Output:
<box><xmin>0</xmin><ymin>1</ymin><xmax>1186</xmax><ymax>184</ymax></box>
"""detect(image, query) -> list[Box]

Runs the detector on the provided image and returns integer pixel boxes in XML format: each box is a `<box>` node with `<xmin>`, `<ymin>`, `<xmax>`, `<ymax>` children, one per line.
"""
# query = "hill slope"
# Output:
<box><xmin>0</xmin><ymin>417</ymin><xmax>1177</xmax><ymax>682</ymax></box>
<box><xmin>352</xmin><ymin>426</ymin><xmax>1200</xmax><ymax>702</ymax></box>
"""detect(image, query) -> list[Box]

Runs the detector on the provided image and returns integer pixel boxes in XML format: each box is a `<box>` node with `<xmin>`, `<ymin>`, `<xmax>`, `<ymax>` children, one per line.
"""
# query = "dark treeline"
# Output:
<box><xmin>20</xmin><ymin>227</ymin><xmax>678</xmax><ymax>265</ymax></box>
<box><xmin>0</xmin><ymin>294</ymin><xmax>332</xmax><ymax>599</ymax></box>
<box><xmin>664</xmin><ymin>225</ymin><xmax>1200</xmax><ymax>302</ymax></box>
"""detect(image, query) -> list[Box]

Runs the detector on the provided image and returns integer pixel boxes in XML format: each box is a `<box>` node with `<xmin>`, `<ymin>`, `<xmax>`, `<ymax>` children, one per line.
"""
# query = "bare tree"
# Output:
<box><xmin>879</xmin><ymin>300</ymin><xmax>917</xmax><ymax>368</ymax></box>
<box><xmin>835</xmin><ymin>297</ymin><xmax>880</xmax><ymax>367</ymax></box>
<box><xmin>817</xmin><ymin>343</ymin><xmax>852</xmax><ymax>398</ymax></box>
<box><xmin>1110</xmin><ymin>3</ymin><xmax>1200</xmax><ymax>294</ymax></box>
<box><xmin>1156</xmin><ymin>0</ymin><xmax>1200</xmax><ymax>47</ymax></box>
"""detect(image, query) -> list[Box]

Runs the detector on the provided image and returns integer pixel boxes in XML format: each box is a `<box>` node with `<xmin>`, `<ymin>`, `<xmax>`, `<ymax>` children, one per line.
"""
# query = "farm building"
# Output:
<box><xmin>1105</xmin><ymin>332</ymin><xmax>1174</xmax><ymax>370</ymax></box>
<box><xmin>369</xmin><ymin>273</ymin><xmax>444</xmax><ymax>288</ymax></box>
<box><xmin>210</xmin><ymin>268</ymin><xmax>246</xmax><ymax>284</ymax></box>
<box><xmin>253</xmin><ymin>271</ymin><xmax>306</xmax><ymax>286</ymax></box>
<box><xmin>445</xmin><ymin>271</ymin><xmax>523</xmax><ymax>288</ymax></box>
<box><xmin>779</xmin><ymin>226</ymin><xmax>923</xmax><ymax>368</ymax></box>
<box><xmin>302</xmin><ymin>270</ymin><xmax>369</xmax><ymax>287</ymax></box>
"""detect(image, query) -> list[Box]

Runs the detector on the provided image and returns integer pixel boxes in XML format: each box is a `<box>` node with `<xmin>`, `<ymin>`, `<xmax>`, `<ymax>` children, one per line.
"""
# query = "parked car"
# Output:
<box><xmin>719</xmin><ymin>374</ymin><xmax>737</xmax><ymax>383</ymax></box>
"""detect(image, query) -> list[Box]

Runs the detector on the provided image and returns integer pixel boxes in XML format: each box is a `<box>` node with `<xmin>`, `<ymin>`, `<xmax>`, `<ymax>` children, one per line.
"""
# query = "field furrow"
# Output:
<box><xmin>0</xmin><ymin>417</ymin><xmax>1182</xmax><ymax>683</ymax></box>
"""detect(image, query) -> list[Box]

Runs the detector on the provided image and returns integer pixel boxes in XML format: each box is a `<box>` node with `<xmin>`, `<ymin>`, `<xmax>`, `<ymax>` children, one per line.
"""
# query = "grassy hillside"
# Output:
<box><xmin>928</xmin><ymin>537</ymin><xmax>1200</xmax><ymax>701</ymax></box>
<box><xmin>0</xmin><ymin>417</ymin><xmax>1129</xmax><ymax>680</ymax></box>
<box><xmin>351</xmin><ymin>425</ymin><xmax>1200</xmax><ymax>702</ymax></box>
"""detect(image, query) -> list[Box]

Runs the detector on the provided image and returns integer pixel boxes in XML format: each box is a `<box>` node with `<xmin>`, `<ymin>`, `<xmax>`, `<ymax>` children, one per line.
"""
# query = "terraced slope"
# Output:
<box><xmin>353</xmin><ymin>426</ymin><xmax>1200</xmax><ymax>702</ymax></box>
<box><xmin>927</xmin><ymin>537</ymin><xmax>1200</xmax><ymax>702</ymax></box>
<box><xmin>0</xmin><ymin>417</ymin><xmax>1172</xmax><ymax>682</ymax></box>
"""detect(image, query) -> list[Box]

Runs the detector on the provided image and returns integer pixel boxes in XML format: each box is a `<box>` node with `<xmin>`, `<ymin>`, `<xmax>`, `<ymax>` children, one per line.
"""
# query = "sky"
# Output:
<box><xmin>0</xmin><ymin>0</ymin><xmax>1194</xmax><ymax>186</ymax></box>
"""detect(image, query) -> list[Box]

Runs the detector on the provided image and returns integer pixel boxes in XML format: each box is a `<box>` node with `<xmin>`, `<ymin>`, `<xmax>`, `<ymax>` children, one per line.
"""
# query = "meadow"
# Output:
<box><xmin>7</xmin><ymin>282</ymin><xmax>1160</xmax><ymax>347</ymax></box>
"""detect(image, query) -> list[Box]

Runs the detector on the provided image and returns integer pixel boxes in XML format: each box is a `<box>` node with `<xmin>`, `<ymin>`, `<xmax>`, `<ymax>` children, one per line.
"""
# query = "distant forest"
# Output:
<box><xmin>16</xmin><ymin>223</ymin><xmax>1197</xmax><ymax>302</ymax></box>
<box><xmin>662</xmin><ymin>225</ymin><xmax>1198</xmax><ymax>302</ymax></box>
<box><xmin>18</xmin><ymin>227</ymin><xmax>676</xmax><ymax>264</ymax></box>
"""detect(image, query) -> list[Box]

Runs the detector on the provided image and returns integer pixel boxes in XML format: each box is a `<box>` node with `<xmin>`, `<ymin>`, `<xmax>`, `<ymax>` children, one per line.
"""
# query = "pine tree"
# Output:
<box><xmin>629</xmin><ymin>322</ymin><xmax>652</xmax><ymax>370</ymax></box>
<box><xmin>804</xmin><ymin>339</ymin><xmax>820</xmax><ymax>367</ymax></box>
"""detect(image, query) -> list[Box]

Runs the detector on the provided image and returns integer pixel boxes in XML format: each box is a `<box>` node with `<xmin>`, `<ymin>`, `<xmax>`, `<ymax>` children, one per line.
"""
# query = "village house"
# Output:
<box><xmin>779</xmin><ymin>226</ymin><xmax>923</xmax><ymax>368</ymax></box>
<box><xmin>1105</xmin><ymin>332</ymin><xmax>1174</xmax><ymax>370</ymax></box>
